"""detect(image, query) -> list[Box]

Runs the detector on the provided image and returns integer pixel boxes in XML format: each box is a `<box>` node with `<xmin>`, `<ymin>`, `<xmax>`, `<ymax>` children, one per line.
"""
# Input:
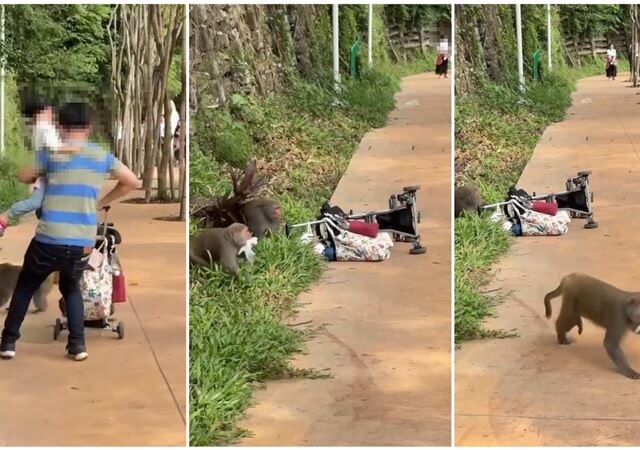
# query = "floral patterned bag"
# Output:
<box><xmin>325</xmin><ymin>219</ymin><xmax>394</xmax><ymax>261</ymax></box>
<box><xmin>79</xmin><ymin>243</ymin><xmax>113</xmax><ymax>320</ymax></box>
<box><xmin>518</xmin><ymin>209</ymin><xmax>571</xmax><ymax>236</ymax></box>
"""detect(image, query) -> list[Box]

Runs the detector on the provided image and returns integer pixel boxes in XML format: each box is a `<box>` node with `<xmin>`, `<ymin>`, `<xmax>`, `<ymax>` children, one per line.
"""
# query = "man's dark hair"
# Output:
<box><xmin>58</xmin><ymin>102</ymin><xmax>91</xmax><ymax>129</ymax></box>
<box><xmin>22</xmin><ymin>98</ymin><xmax>51</xmax><ymax>119</ymax></box>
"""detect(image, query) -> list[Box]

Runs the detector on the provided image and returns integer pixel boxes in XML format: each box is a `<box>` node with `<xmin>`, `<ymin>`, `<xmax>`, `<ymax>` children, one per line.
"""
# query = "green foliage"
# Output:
<box><xmin>5</xmin><ymin>5</ymin><xmax>112</xmax><ymax>86</ymax></box>
<box><xmin>455</xmin><ymin>213</ymin><xmax>511</xmax><ymax>342</ymax></box>
<box><xmin>343</xmin><ymin>70</ymin><xmax>399</xmax><ymax>125</ymax></box>
<box><xmin>4</xmin><ymin>73</ymin><xmax>29</xmax><ymax>162</ymax></box>
<box><xmin>189</xmin><ymin>232</ymin><xmax>324</xmax><ymax>445</ymax></box>
<box><xmin>193</xmin><ymin>108</ymin><xmax>253</xmax><ymax>169</ymax></box>
<box><xmin>168</xmin><ymin>56</ymin><xmax>183</xmax><ymax>99</ymax></box>
<box><xmin>1</xmin><ymin>71</ymin><xmax>31</xmax><ymax>216</ymax></box>
<box><xmin>559</xmin><ymin>5</ymin><xmax>629</xmax><ymax>40</ymax></box>
<box><xmin>384</xmin><ymin>5</ymin><xmax>450</xmax><ymax>30</ymax></box>
<box><xmin>0</xmin><ymin>157</ymin><xmax>30</xmax><ymax>215</ymax></box>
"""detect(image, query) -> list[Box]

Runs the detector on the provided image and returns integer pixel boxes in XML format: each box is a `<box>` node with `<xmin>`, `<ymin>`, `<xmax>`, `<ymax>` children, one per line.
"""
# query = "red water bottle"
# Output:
<box><xmin>111</xmin><ymin>254</ymin><xmax>127</xmax><ymax>303</ymax></box>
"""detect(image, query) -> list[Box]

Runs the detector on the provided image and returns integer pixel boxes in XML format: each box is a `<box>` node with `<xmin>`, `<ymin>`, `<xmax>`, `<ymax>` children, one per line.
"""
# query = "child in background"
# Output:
<box><xmin>0</xmin><ymin>99</ymin><xmax>79</xmax><ymax>236</ymax></box>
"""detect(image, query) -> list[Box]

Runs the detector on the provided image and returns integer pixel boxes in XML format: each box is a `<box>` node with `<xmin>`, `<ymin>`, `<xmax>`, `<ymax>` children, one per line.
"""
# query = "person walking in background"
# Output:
<box><xmin>0</xmin><ymin>102</ymin><xmax>138</xmax><ymax>362</ymax></box>
<box><xmin>435</xmin><ymin>37</ymin><xmax>449</xmax><ymax>79</ymax></box>
<box><xmin>606</xmin><ymin>44</ymin><xmax>617</xmax><ymax>80</ymax></box>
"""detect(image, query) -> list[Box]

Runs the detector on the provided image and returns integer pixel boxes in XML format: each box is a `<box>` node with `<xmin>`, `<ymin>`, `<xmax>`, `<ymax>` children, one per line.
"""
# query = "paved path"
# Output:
<box><xmin>0</xmin><ymin>185</ymin><xmax>186</xmax><ymax>446</ymax></box>
<box><xmin>238</xmin><ymin>72</ymin><xmax>452</xmax><ymax>446</ymax></box>
<box><xmin>456</xmin><ymin>75</ymin><xmax>640</xmax><ymax>446</ymax></box>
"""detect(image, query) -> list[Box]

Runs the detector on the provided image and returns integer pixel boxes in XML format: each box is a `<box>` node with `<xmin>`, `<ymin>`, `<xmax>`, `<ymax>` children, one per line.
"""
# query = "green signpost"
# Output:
<box><xmin>533</xmin><ymin>49</ymin><xmax>541</xmax><ymax>81</ymax></box>
<box><xmin>350</xmin><ymin>39</ymin><xmax>361</xmax><ymax>78</ymax></box>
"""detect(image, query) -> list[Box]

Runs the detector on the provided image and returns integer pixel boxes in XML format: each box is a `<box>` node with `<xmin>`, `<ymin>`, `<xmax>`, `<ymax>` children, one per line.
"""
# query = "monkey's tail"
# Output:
<box><xmin>544</xmin><ymin>281</ymin><xmax>563</xmax><ymax>319</ymax></box>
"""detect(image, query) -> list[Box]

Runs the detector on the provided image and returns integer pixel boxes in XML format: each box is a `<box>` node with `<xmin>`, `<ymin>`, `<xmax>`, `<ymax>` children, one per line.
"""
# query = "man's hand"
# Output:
<box><xmin>17</xmin><ymin>167</ymin><xmax>38</xmax><ymax>184</ymax></box>
<box><xmin>97</xmin><ymin>162</ymin><xmax>139</xmax><ymax>209</ymax></box>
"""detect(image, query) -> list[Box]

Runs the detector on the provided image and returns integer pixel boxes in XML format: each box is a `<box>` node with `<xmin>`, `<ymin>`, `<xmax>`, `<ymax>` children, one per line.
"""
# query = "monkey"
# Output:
<box><xmin>189</xmin><ymin>223</ymin><xmax>252</xmax><ymax>275</ymax></box>
<box><xmin>455</xmin><ymin>184</ymin><xmax>484</xmax><ymax>218</ymax></box>
<box><xmin>544</xmin><ymin>273</ymin><xmax>640</xmax><ymax>379</ymax></box>
<box><xmin>0</xmin><ymin>263</ymin><xmax>54</xmax><ymax>313</ymax></box>
<box><xmin>240</xmin><ymin>198</ymin><xmax>282</xmax><ymax>238</ymax></box>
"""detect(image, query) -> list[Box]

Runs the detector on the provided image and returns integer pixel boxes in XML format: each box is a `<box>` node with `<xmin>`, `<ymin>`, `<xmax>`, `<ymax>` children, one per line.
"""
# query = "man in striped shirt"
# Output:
<box><xmin>0</xmin><ymin>102</ymin><xmax>138</xmax><ymax>361</ymax></box>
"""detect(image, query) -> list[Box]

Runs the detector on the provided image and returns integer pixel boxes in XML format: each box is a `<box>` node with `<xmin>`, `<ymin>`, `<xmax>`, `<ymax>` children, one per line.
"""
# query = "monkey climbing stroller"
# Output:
<box><xmin>286</xmin><ymin>185</ymin><xmax>426</xmax><ymax>259</ymax></box>
<box><xmin>53</xmin><ymin>206</ymin><xmax>126</xmax><ymax>341</ymax></box>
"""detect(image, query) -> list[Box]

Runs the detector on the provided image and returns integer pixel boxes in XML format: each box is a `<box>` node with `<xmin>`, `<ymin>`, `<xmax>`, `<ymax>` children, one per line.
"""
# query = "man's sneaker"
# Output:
<box><xmin>0</xmin><ymin>342</ymin><xmax>16</xmax><ymax>359</ymax></box>
<box><xmin>66</xmin><ymin>345</ymin><xmax>88</xmax><ymax>361</ymax></box>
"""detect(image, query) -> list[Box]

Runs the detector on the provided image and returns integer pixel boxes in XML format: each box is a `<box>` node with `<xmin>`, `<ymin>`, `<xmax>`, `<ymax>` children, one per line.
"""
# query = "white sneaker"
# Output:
<box><xmin>0</xmin><ymin>349</ymin><xmax>16</xmax><ymax>359</ymax></box>
<box><xmin>68</xmin><ymin>351</ymin><xmax>89</xmax><ymax>361</ymax></box>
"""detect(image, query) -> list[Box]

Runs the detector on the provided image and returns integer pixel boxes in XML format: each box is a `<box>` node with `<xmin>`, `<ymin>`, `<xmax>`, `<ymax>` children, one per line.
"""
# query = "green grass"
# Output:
<box><xmin>454</xmin><ymin>61</ymin><xmax>612</xmax><ymax>343</ymax></box>
<box><xmin>189</xmin><ymin>233</ymin><xmax>325</xmax><ymax>445</ymax></box>
<box><xmin>0</xmin><ymin>72</ymin><xmax>31</xmax><ymax>215</ymax></box>
<box><xmin>189</xmin><ymin>60</ymin><xmax>431</xmax><ymax>445</ymax></box>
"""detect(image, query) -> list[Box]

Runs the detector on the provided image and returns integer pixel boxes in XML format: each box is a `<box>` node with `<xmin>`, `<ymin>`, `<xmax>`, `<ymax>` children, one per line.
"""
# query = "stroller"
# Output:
<box><xmin>286</xmin><ymin>185</ymin><xmax>426</xmax><ymax>255</ymax></box>
<box><xmin>53</xmin><ymin>206</ymin><xmax>125</xmax><ymax>341</ymax></box>
<box><xmin>481</xmin><ymin>171</ymin><xmax>597</xmax><ymax>229</ymax></box>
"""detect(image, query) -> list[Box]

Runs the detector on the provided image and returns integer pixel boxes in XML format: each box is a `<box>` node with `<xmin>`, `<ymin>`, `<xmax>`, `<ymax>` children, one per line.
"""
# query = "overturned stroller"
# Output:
<box><xmin>286</xmin><ymin>185</ymin><xmax>426</xmax><ymax>257</ymax></box>
<box><xmin>53</xmin><ymin>206</ymin><xmax>125</xmax><ymax>341</ymax></box>
<box><xmin>480</xmin><ymin>171</ymin><xmax>597</xmax><ymax>234</ymax></box>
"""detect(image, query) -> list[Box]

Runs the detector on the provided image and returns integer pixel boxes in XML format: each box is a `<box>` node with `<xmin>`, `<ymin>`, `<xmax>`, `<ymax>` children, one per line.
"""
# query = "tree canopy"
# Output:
<box><xmin>4</xmin><ymin>5</ymin><xmax>112</xmax><ymax>86</ymax></box>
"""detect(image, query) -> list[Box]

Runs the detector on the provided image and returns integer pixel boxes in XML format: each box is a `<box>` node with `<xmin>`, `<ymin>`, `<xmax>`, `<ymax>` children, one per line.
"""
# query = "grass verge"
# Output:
<box><xmin>189</xmin><ymin>59</ymin><xmax>432</xmax><ymax>445</ymax></box>
<box><xmin>454</xmin><ymin>60</ymin><xmax>624</xmax><ymax>343</ymax></box>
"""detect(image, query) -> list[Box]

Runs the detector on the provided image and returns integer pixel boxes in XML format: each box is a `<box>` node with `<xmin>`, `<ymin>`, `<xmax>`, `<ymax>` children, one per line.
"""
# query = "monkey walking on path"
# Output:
<box><xmin>0</xmin><ymin>263</ymin><xmax>54</xmax><ymax>313</ymax></box>
<box><xmin>544</xmin><ymin>273</ymin><xmax>640</xmax><ymax>379</ymax></box>
<box><xmin>190</xmin><ymin>223</ymin><xmax>252</xmax><ymax>275</ymax></box>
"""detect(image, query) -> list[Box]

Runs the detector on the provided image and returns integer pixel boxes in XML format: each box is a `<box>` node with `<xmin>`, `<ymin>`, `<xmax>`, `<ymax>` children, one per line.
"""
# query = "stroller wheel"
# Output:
<box><xmin>403</xmin><ymin>185</ymin><xmax>420</xmax><ymax>193</ymax></box>
<box><xmin>585</xmin><ymin>220</ymin><xmax>599</xmax><ymax>230</ymax></box>
<box><xmin>116</xmin><ymin>322</ymin><xmax>125</xmax><ymax>340</ymax></box>
<box><xmin>53</xmin><ymin>318</ymin><xmax>62</xmax><ymax>341</ymax></box>
<box><xmin>410</xmin><ymin>245</ymin><xmax>427</xmax><ymax>255</ymax></box>
<box><xmin>578</xmin><ymin>170</ymin><xmax>592</xmax><ymax>177</ymax></box>
<box><xmin>591</xmin><ymin>192</ymin><xmax>594</xmax><ymax>203</ymax></box>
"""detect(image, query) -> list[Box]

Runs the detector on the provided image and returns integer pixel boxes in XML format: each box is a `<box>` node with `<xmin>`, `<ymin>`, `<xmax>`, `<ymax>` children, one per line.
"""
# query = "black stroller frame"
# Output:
<box><xmin>53</xmin><ymin>206</ymin><xmax>124</xmax><ymax>341</ymax></box>
<box><xmin>480</xmin><ymin>171</ymin><xmax>597</xmax><ymax>230</ymax></box>
<box><xmin>286</xmin><ymin>185</ymin><xmax>426</xmax><ymax>255</ymax></box>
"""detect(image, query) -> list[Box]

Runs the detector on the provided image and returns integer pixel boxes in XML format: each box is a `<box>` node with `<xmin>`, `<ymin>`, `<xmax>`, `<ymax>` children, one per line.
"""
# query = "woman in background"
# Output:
<box><xmin>606</xmin><ymin>44</ymin><xmax>617</xmax><ymax>80</ymax></box>
<box><xmin>435</xmin><ymin>37</ymin><xmax>449</xmax><ymax>79</ymax></box>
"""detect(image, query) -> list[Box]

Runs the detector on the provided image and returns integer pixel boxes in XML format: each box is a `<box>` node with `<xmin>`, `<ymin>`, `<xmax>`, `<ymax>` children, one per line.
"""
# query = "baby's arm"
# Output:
<box><xmin>5</xmin><ymin>183</ymin><xmax>45</xmax><ymax>221</ymax></box>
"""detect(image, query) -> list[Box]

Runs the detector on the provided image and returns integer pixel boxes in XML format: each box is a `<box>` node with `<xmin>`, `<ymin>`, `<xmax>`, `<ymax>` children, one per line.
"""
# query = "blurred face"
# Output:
<box><xmin>60</xmin><ymin>125</ymin><xmax>92</xmax><ymax>141</ymax></box>
<box><xmin>36</xmin><ymin>106</ymin><xmax>54</xmax><ymax>124</ymax></box>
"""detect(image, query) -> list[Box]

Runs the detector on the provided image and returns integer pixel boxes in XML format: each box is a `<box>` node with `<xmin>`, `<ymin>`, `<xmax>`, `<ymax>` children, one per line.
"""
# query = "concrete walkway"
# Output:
<box><xmin>238</xmin><ymin>72</ymin><xmax>452</xmax><ymax>445</ymax></box>
<box><xmin>456</xmin><ymin>75</ymin><xmax>640</xmax><ymax>446</ymax></box>
<box><xmin>0</xmin><ymin>186</ymin><xmax>186</xmax><ymax>446</ymax></box>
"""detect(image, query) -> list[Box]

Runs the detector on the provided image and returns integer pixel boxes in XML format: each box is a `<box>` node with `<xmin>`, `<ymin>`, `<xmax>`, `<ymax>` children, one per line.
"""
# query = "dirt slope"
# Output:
<box><xmin>0</xmin><ymin>185</ymin><xmax>186</xmax><ymax>446</ymax></box>
<box><xmin>238</xmin><ymin>72</ymin><xmax>452</xmax><ymax>446</ymax></box>
<box><xmin>456</xmin><ymin>75</ymin><xmax>640</xmax><ymax>446</ymax></box>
